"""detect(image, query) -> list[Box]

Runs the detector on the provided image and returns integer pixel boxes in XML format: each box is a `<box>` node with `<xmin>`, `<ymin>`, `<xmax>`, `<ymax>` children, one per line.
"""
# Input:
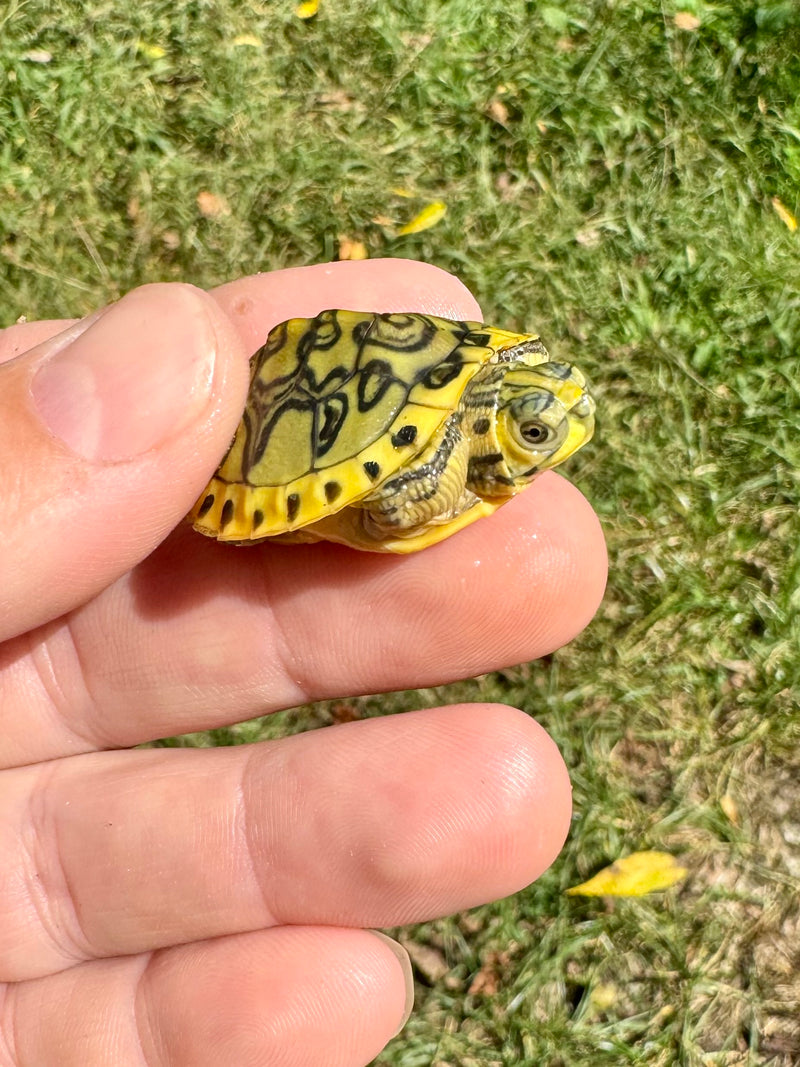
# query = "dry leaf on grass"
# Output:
<box><xmin>196</xmin><ymin>191</ymin><xmax>230</xmax><ymax>218</ymax></box>
<box><xmin>337</xmin><ymin>235</ymin><xmax>368</xmax><ymax>260</ymax></box>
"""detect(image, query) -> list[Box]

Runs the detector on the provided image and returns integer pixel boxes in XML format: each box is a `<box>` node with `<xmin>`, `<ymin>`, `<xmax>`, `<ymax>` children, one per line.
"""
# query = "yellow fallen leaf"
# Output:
<box><xmin>295</xmin><ymin>0</ymin><xmax>319</xmax><ymax>18</ymax></box>
<box><xmin>390</xmin><ymin>187</ymin><xmax>414</xmax><ymax>198</ymax></box>
<box><xmin>397</xmin><ymin>200</ymin><xmax>447</xmax><ymax>236</ymax></box>
<box><xmin>674</xmin><ymin>12</ymin><xmax>701</xmax><ymax>31</ymax></box>
<box><xmin>232</xmin><ymin>34</ymin><xmax>262</xmax><ymax>48</ymax></box>
<box><xmin>337</xmin><ymin>235</ymin><xmax>368</xmax><ymax>261</ymax></box>
<box><xmin>771</xmin><ymin>196</ymin><xmax>797</xmax><ymax>232</ymax></box>
<box><xmin>566</xmin><ymin>851</ymin><xmax>688</xmax><ymax>897</ymax></box>
<box><xmin>136</xmin><ymin>41</ymin><xmax>166</xmax><ymax>59</ymax></box>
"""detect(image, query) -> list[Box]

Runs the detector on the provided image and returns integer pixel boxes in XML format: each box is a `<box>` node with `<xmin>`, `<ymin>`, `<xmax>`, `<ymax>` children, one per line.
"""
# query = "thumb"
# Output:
<box><xmin>0</xmin><ymin>283</ymin><xmax>248</xmax><ymax>641</ymax></box>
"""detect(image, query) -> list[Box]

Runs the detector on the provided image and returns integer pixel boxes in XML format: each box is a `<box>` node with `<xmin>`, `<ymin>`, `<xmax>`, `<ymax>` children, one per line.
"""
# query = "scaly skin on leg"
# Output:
<box><xmin>359</xmin><ymin>416</ymin><xmax>473</xmax><ymax>531</ymax></box>
<box><xmin>354</xmin><ymin>358</ymin><xmax>526</xmax><ymax>546</ymax></box>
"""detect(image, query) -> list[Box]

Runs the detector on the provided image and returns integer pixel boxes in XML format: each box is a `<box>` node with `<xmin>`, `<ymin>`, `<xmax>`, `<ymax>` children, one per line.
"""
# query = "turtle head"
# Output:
<box><xmin>468</xmin><ymin>360</ymin><xmax>595</xmax><ymax>497</ymax></box>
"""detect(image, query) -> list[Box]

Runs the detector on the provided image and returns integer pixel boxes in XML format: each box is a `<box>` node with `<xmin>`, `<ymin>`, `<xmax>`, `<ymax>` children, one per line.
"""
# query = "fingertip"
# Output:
<box><xmin>139</xmin><ymin>927</ymin><xmax>415</xmax><ymax>1067</ymax></box>
<box><xmin>493</xmin><ymin>472</ymin><xmax>608</xmax><ymax>653</ymax></box>
<box><xmin>212</xmin><ymin>259</ymin><xmax>483</xmax><ymax>351</ymax></box>
<box><xmin>435</xmin><ymin>702</ymin><xmax>573</xmax><ymax>886</ymax></box>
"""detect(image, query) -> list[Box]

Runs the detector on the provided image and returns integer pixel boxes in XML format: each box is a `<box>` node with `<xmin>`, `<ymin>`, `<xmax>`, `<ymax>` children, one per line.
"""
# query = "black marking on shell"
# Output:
<box><xmin>316</xmin><ymin>394</ymin><xmax>349</xmax><ymax>457</ymax></box>
<box><xmin>351</xmin><ymin>315</ymin><xmax>376</xmax><ymax>347</ymax></box>
<box><xmin>471</xmin><ymin>417</ymin><xmax>491</xmax><ymax>435</ymax></box>
<box><xmin>248</xmin><ymin>398</ymin><xmax>307</xmax><ymax>472</ymax></box>
<box><xmin>363</xmin><ymin>460</ymin><xmax>380</xmax><ymax>481</ymax></box>
<box><xmin>391</xmin><ymin>425</ymin><xmax>418</xmax><ymax>448</ymax></box>
<box><xmin>253</xmin><ymin>509</ymin><xmax>264</xmax><ymax>530</ymax></box>
<box><xmin>463</xmin><ymin>330</ymin><xmax>491</xmax><ymax>347</ymax></box>
<box><xmin>324</xmin><ymin>481</ymin><xmax>342</xmax><ymax>504</ymax></box>
<box><xmin>298</xmin><ymin>310</ymin><xmax>343</xmax><ymax>360</ymax></box>
<box><xmin>287</xmin><ymin>493</ymin><xmax>301</xmax><ymax>522</ymax></box>
<box><xmin>365</xmin><ymin>313</ymin><xmax>438</xmax><ymax>353</ymax></box>
<box><xmin>262</xmin><ymin>320</ymin><xmax>288</xmax><ymax>361</ymax></box>
<box><xmin>198</xmin><ymin>494</ymin><xmax>215</xmax><ymax>518</ymax></box>
<box><xmin>304</xmin><ymin>364</ymin><xmax>350</xmax><ymax>395</ymax></box>
<box><xmin>419</xmin><ymin>351</ymin><xmax>463</xmax><ymax>390</ymax></box>
<box><xmin>220</xmin><ymin>499</ymin><xmax>235</xmax><ymax>529</ymax></box>
<box><xmin>357</xmin><ymin>359</ymin><xmax>395</xmax><ymax>412</ymax></box>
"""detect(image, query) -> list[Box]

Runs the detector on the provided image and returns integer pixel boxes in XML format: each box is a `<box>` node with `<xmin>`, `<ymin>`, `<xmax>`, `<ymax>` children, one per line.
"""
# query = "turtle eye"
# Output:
<box><xmin>518</xmin><ymin>419</ymin><xmax>552</xmax><ymax>446</ymax></box>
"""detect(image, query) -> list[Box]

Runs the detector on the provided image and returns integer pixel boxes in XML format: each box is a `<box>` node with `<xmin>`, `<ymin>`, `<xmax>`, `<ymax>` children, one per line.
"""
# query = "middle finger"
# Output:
<box><xmin>1</xmin><ymin>473</ymin><xmax>605</xmax><ymax>766</ymax></box>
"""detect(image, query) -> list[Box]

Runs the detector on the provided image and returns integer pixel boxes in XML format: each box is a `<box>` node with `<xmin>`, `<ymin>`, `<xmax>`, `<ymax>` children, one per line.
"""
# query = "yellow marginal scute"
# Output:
<box><xmin>190</xmin><ymin>399</ymin><xmax>458</xmax><ymax>542</ymax></box>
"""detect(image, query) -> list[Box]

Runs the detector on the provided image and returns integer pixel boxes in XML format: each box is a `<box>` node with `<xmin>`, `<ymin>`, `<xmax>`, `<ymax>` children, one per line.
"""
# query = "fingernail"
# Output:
<box><xmin>370</xmin><ymin>931</ymin><xmax>415</xmax><ymax>1036</ymax></box>
<box><xmin>32</xmin><ymin>284</ymin><xmax>217</xmax><ymax>462</ymax></box>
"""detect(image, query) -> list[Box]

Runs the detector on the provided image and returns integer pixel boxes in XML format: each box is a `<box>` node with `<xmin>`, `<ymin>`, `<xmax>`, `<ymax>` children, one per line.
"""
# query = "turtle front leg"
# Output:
<box><xmin>355</xmin><ymin>414</ymin><xmax>478</xmax><ymax>536</ymax></box>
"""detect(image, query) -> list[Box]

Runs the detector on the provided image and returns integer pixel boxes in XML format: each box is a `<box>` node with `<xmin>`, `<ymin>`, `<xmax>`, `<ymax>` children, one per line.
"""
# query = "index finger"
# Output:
<box><xmin>2</xmin><ymin>471</ymin><xmax>605</xmax><ymax>766</ymax></box>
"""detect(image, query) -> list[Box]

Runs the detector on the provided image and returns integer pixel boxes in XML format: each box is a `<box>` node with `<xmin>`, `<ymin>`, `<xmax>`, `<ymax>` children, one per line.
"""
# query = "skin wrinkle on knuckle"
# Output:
<box><xmin>260</xmin><ymin>587</ymin><xmax>320</xmax><ymax>710</ymax></box>
<box><xmin>243</xmin><ymin>742</ymin><xmax>330</xmax><ymax>928</ymax></box>
<box><xmin>25</xmin><ymin>621</ymin><xmax>101</xmax><ymax>754</ymax></box>
<box><xmin>132</xmin><ymin>954</ymin><xmax>163</xmax><ymax>1067</ymax></box>
<box><xmin>0</xmin><ymin>986</ymin><xmax>18</xmax><ymax>1067</ymax></box>
<box><xmin>20</xmin><ymin>763</ymin><xmax>95</xmax><ymax>975</ymax></box>
<box><xmin>237</xmin><ymin>746</ymin><xmax>282</xmax><ymax>928</ymax></box>
<box><xmin>241</xmin><ymin>737</ymin><xmax>379</xmax><ymax>928</ymax></box>
<box><xmin>253</xmin><ymin>723</ymin><xmax>436</xmax><ymax>924</ymax></box>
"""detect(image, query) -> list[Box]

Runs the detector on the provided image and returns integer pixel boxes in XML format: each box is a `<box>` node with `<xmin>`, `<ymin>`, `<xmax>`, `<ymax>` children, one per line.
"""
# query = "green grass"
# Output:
<box><xmin>3</xmin><ymin>1</ymin><xmax>799</xmax><ymax>1063</ymax></box>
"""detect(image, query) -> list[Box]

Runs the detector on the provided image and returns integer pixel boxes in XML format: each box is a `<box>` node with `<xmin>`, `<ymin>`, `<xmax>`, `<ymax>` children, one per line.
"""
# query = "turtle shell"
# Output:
<box><xmin>189</xmin><ymin>309</ymin><xmax>549</xmax><ymax>544</ymax></box>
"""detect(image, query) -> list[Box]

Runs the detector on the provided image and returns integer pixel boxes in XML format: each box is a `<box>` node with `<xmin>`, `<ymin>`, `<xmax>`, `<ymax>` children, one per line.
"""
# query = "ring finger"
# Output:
<box><xmin>0</xmin><ymin>703</ymin><xmax>570</xmax><ymax>983</ymax></box>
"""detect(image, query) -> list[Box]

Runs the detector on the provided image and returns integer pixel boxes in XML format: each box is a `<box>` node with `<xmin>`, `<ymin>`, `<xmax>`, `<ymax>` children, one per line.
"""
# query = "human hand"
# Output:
<box><xmin>0</xmin><ymin>260</ymin><xmax>606</xmax><ymax>1065</ymax></box>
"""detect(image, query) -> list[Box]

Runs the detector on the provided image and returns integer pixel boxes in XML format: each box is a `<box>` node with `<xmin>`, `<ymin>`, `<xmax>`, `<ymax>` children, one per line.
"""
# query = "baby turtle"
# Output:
<box><xmin>189</xmin><ymin>309</ymin><xmax>595</xmax><ymax>552</ymax></box>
